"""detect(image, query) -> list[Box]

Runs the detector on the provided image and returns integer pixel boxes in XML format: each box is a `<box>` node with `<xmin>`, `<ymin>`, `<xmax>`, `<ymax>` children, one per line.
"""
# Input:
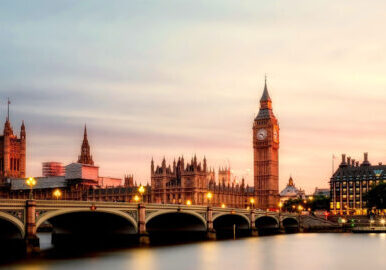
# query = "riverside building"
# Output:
<box><xmin>330</xmin><ymin>153</ymin><xmax>386</xmax><ymax>215</ymax></box>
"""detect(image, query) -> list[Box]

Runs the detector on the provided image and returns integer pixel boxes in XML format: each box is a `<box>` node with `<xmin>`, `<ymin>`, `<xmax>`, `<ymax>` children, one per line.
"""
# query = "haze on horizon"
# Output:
<box><xmin>1</xmin><ymin>0</ymin><xmax>386</xmax><ymax>193</ymax></box>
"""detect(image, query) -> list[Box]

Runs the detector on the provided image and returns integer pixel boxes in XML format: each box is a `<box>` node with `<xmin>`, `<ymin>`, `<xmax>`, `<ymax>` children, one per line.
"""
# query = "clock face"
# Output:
<box><xmin>257</xmin><ymin>129</ymin><xmax>267</xmax><ymax>140</ymax></box>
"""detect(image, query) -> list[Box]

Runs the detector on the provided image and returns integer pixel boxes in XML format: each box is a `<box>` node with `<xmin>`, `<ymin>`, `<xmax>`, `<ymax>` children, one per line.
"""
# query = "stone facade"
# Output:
<box><xmin>1</xmin><ymin>80</ymin><xmax>281</xmax><ymax>209</ymax></box>
<box><xmin>330</xmin><ymin>153</ymin><xmax>386</xmax><ymax>215</ymax></box>
<box><xmin>279</xmin><ymin>176</ymin><xmax>305</xmax><ymax>203</ymax></box>
<box><xmin>253</xmin><ymin>78</ymin><xmax>280</xmax><ymax>209</ymax></box>
<box><xmin>0</xmin><ymin>115</ymin><xmax>26</xmax><ymax>183</ymax></box>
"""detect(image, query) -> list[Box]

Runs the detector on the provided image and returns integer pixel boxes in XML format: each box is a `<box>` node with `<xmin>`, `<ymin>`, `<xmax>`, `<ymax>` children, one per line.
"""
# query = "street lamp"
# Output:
<box><xmin>138</xmin><ymin>185</ymin><xmax>145</xmax><ymax>203</ymax></box>
<box><xmin>370</xmin><ymin>219</ymin><xmax>375</xmax><ymax>228</ymax></box>
<box><xmin>221</xmin><ymin>203</ymin><xmax>226</xmax><ymax>208</ymax></box>
<box><xmin>380</xmin><ymin>219</ymin><xmax>385</xmax><ymax>226</ymax></box>
<box><xmin>53</xmin><ymin>189</ymin><xmax>62</xmax><ymax>200</ymax></box>
<box><xmin>206</xmin><ymin>192</ymin><xmax>213</xmax><ymax>206</ymax></box>
<box><xmin>26</xmin><ymin>177</ymin><xmax>36</xmax><ymax>199</ymax></box>
<box><xmin>278</xmin><ymin>202</ymin><xmax>283</xmax><ymax>213</ymax></box>
<box><xmin>250</xmin><ymin>198</ymin><xmax>255</xmax><ymax>209</ymax></box>
<box><xmin>186</xmin><ymin>200</ymin><xmax>192</xmax><ymax>206</ymax></box>
<box><xmin>298</xmin><ymin>205</ymin><xmax>303</xmax><ymax>213</ymax></box>
<box><xmin>133</xmin><ymin>195</ymin><xmax>140</xmax><ymax>203</ymax></box>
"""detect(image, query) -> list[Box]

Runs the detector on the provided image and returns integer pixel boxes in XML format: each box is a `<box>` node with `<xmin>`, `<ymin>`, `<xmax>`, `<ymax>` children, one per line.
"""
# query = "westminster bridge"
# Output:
<box><xmin>0</xmin><ymin>199</ymin><xmax>330</xmax><ymax>253</ymax></box>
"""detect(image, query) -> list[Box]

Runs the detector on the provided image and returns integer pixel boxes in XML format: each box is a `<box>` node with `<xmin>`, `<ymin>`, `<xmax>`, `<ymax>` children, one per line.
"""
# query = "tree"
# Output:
<box><xmin>282</xmin><ymin>195</ymin><xmax>330</xmax><ymax>212</ymax></box>
<box><xmin>364</xmin><ymin>183</ymin><xmax>386</xmax><ymax>210</ymax></box>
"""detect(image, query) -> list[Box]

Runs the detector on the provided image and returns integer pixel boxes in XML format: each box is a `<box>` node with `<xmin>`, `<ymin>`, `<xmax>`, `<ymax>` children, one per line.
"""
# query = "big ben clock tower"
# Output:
<box><xmin>253</xmin><ymin>77</ymin><xmax>279</xmax><ymax>209</ymax></box>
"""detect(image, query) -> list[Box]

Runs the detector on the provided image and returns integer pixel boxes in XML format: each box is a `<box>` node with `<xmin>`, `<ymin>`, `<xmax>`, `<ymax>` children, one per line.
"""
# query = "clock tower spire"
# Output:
<box><xmin>253</xmin><ymin>78</ymin><xmax>279</xmax><ymax>209</ymax></box>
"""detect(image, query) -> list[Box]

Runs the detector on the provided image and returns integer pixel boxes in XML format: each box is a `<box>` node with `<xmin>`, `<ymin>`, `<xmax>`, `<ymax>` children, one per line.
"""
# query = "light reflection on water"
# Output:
<box><xmin>3</xmin><ymin>233</ymin><xmax>386</xmax><ymax>270</ymax></box>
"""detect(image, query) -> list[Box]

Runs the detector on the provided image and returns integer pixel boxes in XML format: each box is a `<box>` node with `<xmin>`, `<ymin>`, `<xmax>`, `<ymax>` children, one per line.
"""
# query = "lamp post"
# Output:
<box><xmin>278</xmin><ymin>202</ymin><xmax>283</xmax><ymax>214</ymax></box>
<box><xmin>206</xmin><ymin>192</ymin><xmax>213</xmax><ymax>206</ymax></box>
<box><xmin>186</xmin><ymin>200</ymin><xmax>192</xmax><ymax>206</ymax></box>
<box><xmin>221</xmin><ymin>203</ymin><xmax>226</xmax><ymax>208</ymax></box>
<box><xmin>133</xmin><ymin>195</ymin><xmax>140</xmax><ymax>203</ymax></box>
<box><xmin>381</xmin><ymin>219</ymin><xmax>385</xmax><ymax>225</ymax></box>
<box><xmin>53</xmin><ymin>189</ymin><xmax>62</xmax><ymax>200</ymax></box>
<box><xmin>26</xmin><ymin>177</ymin><xmax>36</xmax><ymax>200</ymax></box>
<box><xmin>250</xmin><ymin>198</ymin><xmax>255</xmax><ymax>209</ymax></box>
<box><xmin>138</xmin><ymin>185</ymin><xmax>145</xmax><ymax>203</ymax></box>
<box><xmin>298</xmin><ymin>205</ymin><xmax>303</xmax><ymax>215</ymax></box>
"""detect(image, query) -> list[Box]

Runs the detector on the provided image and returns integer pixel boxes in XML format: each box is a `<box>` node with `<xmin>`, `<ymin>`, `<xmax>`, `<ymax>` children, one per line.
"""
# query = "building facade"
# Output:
<box><xmin>42</xmin><ymin>162</ymin><xmax>65</xmax><ymax>177</ymax></box>
<box><xmin>253</xmin><ymin>78</ymin><xmax>280</xmax><ymax>209</ymax></box>
<box><xmin>150</xmin><ymin>156</ymin><xmax>253</xmax><ymax>208</ymax></box>
<box><xmin>279</xmin><ymin>176</ymin><xmax>305</xmax><ymax>203</ymax></box>
<box><xmin>330</xmin><ymin>153</ymin><xmax>386</xmax><ymax>215</ymax></box>
<box><xmin>0</xmin><ymin>115</ymin><xmax>26</xmax><ymax>184</ymax></box>
<box><xmin>1</xmin><ymin>80</ymin><xmax>281</xmax><ymax>209</ymax></box>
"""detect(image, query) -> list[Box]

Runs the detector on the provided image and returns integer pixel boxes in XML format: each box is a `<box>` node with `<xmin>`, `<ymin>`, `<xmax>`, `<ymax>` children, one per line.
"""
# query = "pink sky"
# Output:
<box><xmin>1</xmin><ymin>1</ymin><xmax>386</xmax><ymax>193</ymax></box>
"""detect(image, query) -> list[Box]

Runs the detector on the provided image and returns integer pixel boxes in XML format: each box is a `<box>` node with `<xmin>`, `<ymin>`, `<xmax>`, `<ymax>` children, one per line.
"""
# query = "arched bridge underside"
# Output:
<box><xmin>0</xmin><ymin>200</ymin><xmax>299</xmax><ymax>251</ymax></box>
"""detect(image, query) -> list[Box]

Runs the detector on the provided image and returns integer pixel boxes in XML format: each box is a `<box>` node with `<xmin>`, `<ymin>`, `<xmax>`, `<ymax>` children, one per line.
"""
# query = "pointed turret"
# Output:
<box><xmin>151</xmin><ymin>157</ymin><xmax>155</xmax><ymax>174</ymax></box>
<box><xmin>77</xmin><ymin>124</ymin><xmax>94</xmax><ymax>165</ymax></box>
<box><xmin>255</xmin><ymin>76</ymin><xmax>275</xmax><ymax>120</ymax></box>
<box><xmin>260</xmin><ymin>75</ymin><xmax>271</xmax><ymax>102</ymax></box>
<box><xmin>20</xmin><ymin>120</ymin><xmax>26</xmax><ymax>140</ymax></box>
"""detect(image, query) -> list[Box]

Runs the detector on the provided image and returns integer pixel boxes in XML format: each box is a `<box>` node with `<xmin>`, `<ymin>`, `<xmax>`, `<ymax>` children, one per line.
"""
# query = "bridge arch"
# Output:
<box><xmin>145</xmin><ymin>210</ymin><xmax>207</xmax><ymax>229</ymax></box>
<box><xmin>213</xmin><ymin>212</ymin><xmax>251</xmax><ymax>228</ymax></box>
<box><xmin>36</xmin><ymin>208</ymin><xmax>138</xmax><ymax>233</ymax></box>
<box><xmin>0</xmin><ymin>212</ymin><xmax>24</xmax><ymax>238</ymax></box>
<box><xmin>282</xmin><ymin>217</ymin><xmax>299</xmax><ymax>232</ymax></box>
<box><xmin>255</xmin><ymin>215</ymin><xmax>279</xmax><ymax>230</ymax></box>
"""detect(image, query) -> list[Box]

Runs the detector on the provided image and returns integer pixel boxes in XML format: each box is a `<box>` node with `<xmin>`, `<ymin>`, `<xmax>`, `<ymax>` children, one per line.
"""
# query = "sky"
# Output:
<box><xmin>1</xmin><ymin>0</ymin><xmax>386</xmax><ymax>193</ymax></box>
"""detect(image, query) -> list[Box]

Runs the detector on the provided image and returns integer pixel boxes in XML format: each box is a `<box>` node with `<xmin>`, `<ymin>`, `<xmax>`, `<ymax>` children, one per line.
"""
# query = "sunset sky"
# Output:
<box><xmin>1</xmin><ymin>1</ymin><xmax>386</xmax><ymax>193</ymax></box>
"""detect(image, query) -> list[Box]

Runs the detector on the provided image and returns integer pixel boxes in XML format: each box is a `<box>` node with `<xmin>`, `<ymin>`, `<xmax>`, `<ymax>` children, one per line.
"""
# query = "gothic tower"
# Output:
<box><xmin>77</xmin><ymin>125</ymin><xmax>94</xmax><ymax>165</ymax></box>
<box><xmin>0</xmin><ymin>100</ymin><xmax>26</xmax><ymax>183</ymax></box>
<box><xmin>253</xmin><ymin>78</ymin><xmax>279</xmax><ymax>209</ymax></box>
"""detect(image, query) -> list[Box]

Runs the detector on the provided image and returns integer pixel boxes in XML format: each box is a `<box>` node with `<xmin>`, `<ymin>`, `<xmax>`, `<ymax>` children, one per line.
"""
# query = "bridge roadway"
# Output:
<box><xmin>0</xmin><ymin>199</ymin><xmax>299</xmax><ymax>253</ymax></box>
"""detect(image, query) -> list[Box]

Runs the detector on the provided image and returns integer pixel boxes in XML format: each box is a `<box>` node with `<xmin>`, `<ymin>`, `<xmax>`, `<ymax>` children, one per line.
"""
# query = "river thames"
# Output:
<box><xmin>2</xmin><ymin>233</ymin><xmax>386</xmax><ymax>270</ymax></box>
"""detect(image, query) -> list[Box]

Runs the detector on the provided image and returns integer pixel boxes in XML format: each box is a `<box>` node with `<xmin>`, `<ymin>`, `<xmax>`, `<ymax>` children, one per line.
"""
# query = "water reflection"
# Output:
<box><xmin>2</xmin><ymin>233</ymin><xmax>386</xmax><ymax>270</ymax></box>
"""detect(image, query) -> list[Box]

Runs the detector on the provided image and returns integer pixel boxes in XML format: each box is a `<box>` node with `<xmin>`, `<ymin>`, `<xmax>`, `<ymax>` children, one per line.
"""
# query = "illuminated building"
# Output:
<box><xmin>330</xmin><ymin>153</ymin><xmax>386</xmax><ymax>215</ymax></box>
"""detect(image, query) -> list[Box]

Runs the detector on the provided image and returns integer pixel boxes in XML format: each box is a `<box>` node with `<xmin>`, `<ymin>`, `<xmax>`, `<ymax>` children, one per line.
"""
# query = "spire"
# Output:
<box><xmin>84</xmin><ymin>124</ymin><xmax>88</xmax><ymax>139</ymax></box>
<box><xmin>77</xmin><ymin>124</ymin><xmax>94</xmax><ymax>165</ymax></box>
<box><xmin>20</xmin><ymin>120</ymin><xmax>26</xmax><ymax>139</ymax></box>
<box><xmin>260</xmin><ymin>75</ymin><xmax>271</xmax><ymax>102</ymax></box>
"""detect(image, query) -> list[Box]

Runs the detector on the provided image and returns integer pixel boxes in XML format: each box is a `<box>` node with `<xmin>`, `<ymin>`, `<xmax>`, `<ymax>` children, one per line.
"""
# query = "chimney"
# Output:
<box><xmin>361</xmin><ymin>152</ymin><xmax>371</xmax><ymax>166</ymax></box>
<box><xmin>356</xmin><ymin>161</ymin><xmax>359</xmax><ymax>167</ymax></box>
<box><xmin>351</xmin><ymin>159</ymin><xmax>355</xmax><ymax>167</ymax></box>
<box><xmin>347</xmin><ymin>156</ymin><xmax>351</xmax><ymax>167</ymax></box>
<box><xmin>340</xmin><ymin>154</ymin><xmax>347</xmax><ymax>167</ymax></box>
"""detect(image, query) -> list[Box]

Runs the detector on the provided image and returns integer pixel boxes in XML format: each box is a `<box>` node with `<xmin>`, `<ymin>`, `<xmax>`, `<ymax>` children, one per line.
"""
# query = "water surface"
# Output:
<box><xmin>2</xmin><ymin>233</ymin><xmax>386</xmax><ymax>270</ymax></box>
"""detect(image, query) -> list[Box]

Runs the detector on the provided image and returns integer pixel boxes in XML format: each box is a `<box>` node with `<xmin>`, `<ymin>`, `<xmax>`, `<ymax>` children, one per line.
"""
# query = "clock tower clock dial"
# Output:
<box><xmin>252</xmin><ymin>78</ymin><xmax>279</xmax><ymax>209</ymax></box>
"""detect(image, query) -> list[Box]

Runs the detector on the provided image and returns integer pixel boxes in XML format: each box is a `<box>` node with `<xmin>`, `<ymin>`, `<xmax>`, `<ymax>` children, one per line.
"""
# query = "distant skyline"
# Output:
<box><xmin>1</xmin><ymin>1</ymin><xmax>386</xmax><ymax>193</ymax></box>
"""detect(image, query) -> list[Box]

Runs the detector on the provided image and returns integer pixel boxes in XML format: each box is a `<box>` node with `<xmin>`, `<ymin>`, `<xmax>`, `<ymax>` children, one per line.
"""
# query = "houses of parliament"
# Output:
<box><xmin>0</xmin><ymin>81</ymin><xmax>280</xmax><ymax>210</ymax></box>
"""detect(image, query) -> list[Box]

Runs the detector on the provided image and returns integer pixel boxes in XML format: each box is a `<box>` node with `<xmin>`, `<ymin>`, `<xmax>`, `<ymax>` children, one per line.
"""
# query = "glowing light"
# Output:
<box><xmin>53</xmin><ymin>189</ymin><xmax>62</xmax><ymax>200</ymax></box>
<box><xmin>381</xmin><ymin>219</ymin><xmax>385</xmax><ymax>225</ymax></box>
<box><xmin>26</xmin><ymin>177</ymin><xmax>36</xmax><ymax>187</ymax></box>
<box><xmin>134</xmin><ymin>195</ymin><xmax>140</xmax><ymax>202</ymax></box>
<box><xmin>138</xmin><ymin>185</ymin><xmax>145</xmax><ymax>194</ymax></box>
<box><xmin>221</xmin><ymin>203</ymin><xmax>226</xmax><ymax>208</ymax></box>
<box><xmin>186</xmin><ymin>200</ymin><xmax>192</xmax><ymax>206</ymax></box>
<box><xmin>206</xmin><ymin>192</ymin><xmax>213</xmax><ymax>200</ymax></box>
<box><xmin>250</xmin><ymin>198</ymin><xmax>255</xmax><ymax>204</ymax></box>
